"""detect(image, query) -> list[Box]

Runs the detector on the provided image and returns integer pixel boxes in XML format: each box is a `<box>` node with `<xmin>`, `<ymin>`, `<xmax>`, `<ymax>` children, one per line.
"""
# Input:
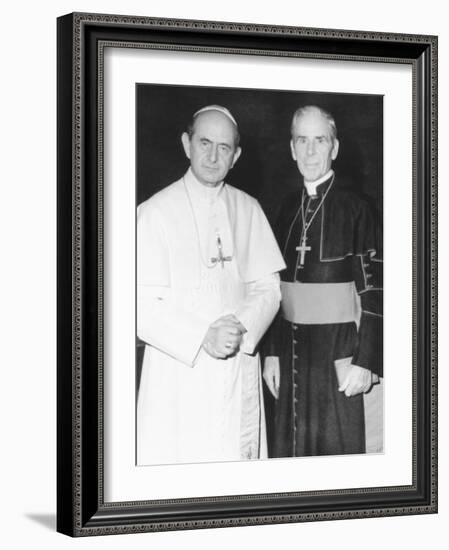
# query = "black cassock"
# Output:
<box><xmin>266</xmin><ymin>173</ymin><xmax>383</xmax><ymax>457</ymax></box>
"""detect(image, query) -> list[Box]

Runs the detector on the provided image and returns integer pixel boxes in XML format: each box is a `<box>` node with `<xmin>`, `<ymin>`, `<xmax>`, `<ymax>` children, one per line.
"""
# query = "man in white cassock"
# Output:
<box><xmin>137</xmin><ymin>105</ymin><xmax>285</xmax><ymax>465</ymax></box>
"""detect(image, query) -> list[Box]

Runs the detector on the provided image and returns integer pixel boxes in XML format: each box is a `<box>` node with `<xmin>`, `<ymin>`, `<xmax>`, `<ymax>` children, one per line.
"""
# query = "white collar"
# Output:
<box><xmin>304</xmin><ymin>169</ymin><xmax>334</xmax><ymax>196</ymax></box>
<box><xmin>184</xmin><ymin>167</ymin><xmax>225</xmax><ymax>203</ymax></box>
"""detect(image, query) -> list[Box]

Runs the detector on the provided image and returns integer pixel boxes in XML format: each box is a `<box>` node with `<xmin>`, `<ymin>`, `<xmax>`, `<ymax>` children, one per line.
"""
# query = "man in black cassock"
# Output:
<box><xmin>263</xmin><ymin>105</ymin><xmax>383</xmax><ymax>457</ymax></box>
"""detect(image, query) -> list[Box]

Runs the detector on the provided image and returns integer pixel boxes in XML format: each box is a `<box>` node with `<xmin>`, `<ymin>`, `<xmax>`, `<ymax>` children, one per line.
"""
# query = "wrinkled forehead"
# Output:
<box><xmin>292</xmin><ymin>111</ymin><xmax>333</xmax><ymax>138</ymax></box>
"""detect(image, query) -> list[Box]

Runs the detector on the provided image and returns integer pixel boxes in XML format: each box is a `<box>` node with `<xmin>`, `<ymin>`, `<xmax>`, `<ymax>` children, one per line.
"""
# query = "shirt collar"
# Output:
<box><xmin>184</xmin><ymin>167</ymin><xmax>225</xmax><ymax>202</ymax></box>
<box><xmin>304</xmin><ymin>169</ymin><xmax>334</xmax><ymax>196</ymax></box>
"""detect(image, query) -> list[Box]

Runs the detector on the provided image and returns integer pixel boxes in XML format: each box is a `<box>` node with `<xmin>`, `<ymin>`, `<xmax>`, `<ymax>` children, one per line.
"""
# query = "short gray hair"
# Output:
<box><xmin>290</xmin><ymin>105</ymin><xmax>337</xmax><ymax>143</ymax></box>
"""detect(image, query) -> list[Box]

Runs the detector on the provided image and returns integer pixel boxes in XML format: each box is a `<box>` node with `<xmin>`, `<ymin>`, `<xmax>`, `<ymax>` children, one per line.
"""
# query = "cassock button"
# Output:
<box><xmin>367</xmin><ymin>284</ymin><xmax>374</xmax><ymax>289</ymax></box>
<box><xmin>293</xmin><ymin>339</ymin><xmax>298</xmax><ymax>345</ymax></box>
<box><xmin>366</xmin><ymin>272</ymin><xmax>373</xmax><ymax>278</ymax></box>
<box><xmin>363</xmin><ymin>262</ymin><xmax>370</xmax><ymax>268</ymax></box>
<box><xmin>293</xmin><ymin>354</ymin><xmax>298</xmax><ymax>359</ymax></box>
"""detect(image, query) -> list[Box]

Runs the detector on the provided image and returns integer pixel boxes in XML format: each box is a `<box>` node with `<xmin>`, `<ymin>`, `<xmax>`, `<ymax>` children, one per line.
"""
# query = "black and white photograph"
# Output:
<box><xmin>1</xmin><ymin>0</ymin><xmax>444</xmax><ymax>545</ymax></box>
<box><xmin>136</xmin><ymin>84</ymin><xmax>383</xmax><ymax>466</ymax></box>
<box><xmin>54</xmin><ymin>9</ymin><xmax>437</xmax><ymax>539</ymax></box>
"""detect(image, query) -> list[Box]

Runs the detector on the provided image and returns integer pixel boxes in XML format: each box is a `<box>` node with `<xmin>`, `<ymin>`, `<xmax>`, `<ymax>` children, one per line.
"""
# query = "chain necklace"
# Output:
<box><xmin>296</xmin><ymin>174</ymin><xmax>335</xmax><ymax>267</ymax></box>
<box><xmin>183</xmin><ymin>177</ymin><xmax>233</xmax><ymax>269</ymax></box>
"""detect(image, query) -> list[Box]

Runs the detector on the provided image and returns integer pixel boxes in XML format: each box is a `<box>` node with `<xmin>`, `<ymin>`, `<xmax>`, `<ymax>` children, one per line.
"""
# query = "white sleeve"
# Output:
<box><xmin>137</xmin><ymin>285</ymin><xmax>210</xmax><ymax>367</ymax></box>
<box><xmin>234</xmin><ymin>273</ymin><xmax>281</xmax><ymax>355</ymax></box>
<box><xmin>137</xmin><ymin>201</ymin><xmax>209</xmax><ymax>367</ymax></box>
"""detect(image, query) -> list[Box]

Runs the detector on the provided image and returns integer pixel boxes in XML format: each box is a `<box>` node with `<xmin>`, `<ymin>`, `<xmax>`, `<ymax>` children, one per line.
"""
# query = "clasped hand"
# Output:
<box><xmin>202</xmin><ymin>314</ymin><xmax>246</xmax><ymax>359</ymax></box>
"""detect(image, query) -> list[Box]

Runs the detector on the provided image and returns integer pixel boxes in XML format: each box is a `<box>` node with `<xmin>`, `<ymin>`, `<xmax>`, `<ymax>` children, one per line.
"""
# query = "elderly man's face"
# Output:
<box><xmin>290</xmin><ymin>110</ymin><xmax>339</xmax><ymax>182</ymax></box>
<box><xmin>181</xmin><ymin>111</ymin><xmax>241</xmax><ymax>187</ymax></box>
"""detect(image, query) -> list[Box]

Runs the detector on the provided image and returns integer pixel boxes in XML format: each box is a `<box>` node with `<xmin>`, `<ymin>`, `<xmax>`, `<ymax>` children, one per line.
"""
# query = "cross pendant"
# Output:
<box><xmin>296</xmin><ymin>236</ymin><xmax>311</xmax><ymax>266</ymax></box>
<box><xmin>211</xmin><ymin>234</ymin><xmax>232</xmax><ymax>268</ymax></box>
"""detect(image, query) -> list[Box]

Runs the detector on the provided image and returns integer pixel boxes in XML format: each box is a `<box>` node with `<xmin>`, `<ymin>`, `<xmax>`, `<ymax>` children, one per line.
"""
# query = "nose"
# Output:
<box><xmin>208</xmin><ymin>144</ymin><xmax>218</xmax><ymax>163</ymax></box>
<box><xmin>306</xmin><ymin>140</ymin><xmax>316</xmax><ymax>156</ymax></box>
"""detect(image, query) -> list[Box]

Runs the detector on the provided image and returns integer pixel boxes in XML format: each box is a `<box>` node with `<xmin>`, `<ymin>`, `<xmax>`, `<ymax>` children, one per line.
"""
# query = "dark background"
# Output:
<box><xmin>136</xmin><ymin>84</ymin><xmax>383</xmax><ymax>442</ymax></box>
<box><xmin>136</xmin><ymin>83</ymin><xmax>383</xmax><ymax>223</ymax></box>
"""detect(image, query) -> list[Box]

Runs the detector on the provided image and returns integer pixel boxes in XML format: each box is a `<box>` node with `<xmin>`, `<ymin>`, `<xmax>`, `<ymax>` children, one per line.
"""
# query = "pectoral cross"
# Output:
<box><xmin>211</xmin><ymin>233</ymin><xmax>232</xmax><ymax>268</ymax></box>
<box><xmin>296</xmin><ymin>235</ymin><xmax>311</xmax><ymax>266</ymax></box>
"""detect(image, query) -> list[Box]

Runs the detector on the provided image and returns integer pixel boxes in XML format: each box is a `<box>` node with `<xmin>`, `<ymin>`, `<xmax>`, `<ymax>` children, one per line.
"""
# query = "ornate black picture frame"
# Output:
<box><xmin>57</xmin><ymin>12</ymin><xmax>437</xmax><ymax>536</ymax></box>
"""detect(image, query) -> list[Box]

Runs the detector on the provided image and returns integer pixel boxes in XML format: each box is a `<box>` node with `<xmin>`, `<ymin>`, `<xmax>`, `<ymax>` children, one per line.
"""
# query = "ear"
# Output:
<box><xmin>181</xmin><ymin>132</ymin><xmax>191</xmax><ymax>159</ymax></box>
<box><xmin>331</xmin><ymin>138</ymin><xmax>339</xmax><ymax>161</ymax></box>
<box><xmin>231</xmin><ymin>146</ymin><xmax>242</xmax><ymax>168</ymax></box>
<box><xmin>290</xmin><ymin>139</ymin><xmax>297</xmax><ymax>161</ymax></box>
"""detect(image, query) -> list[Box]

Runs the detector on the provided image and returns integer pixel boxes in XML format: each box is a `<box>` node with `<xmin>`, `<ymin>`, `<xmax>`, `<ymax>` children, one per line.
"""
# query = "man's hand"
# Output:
<box><xmin>202</xmin><ymin>314</ymin><xmax>246</xmax><ymax>359</ymax></box>
<box><xmin>220</xmin><ymin>314</ymin><xmax>247</xmax><ymax>336</ymax></box>
<box><xmin>338</xmin><ymin>364</ymin><xmax>374</xmax><ymax>397</ymax></box>
<box><xmin>263</xmin><ymin>356</ymin><xmax>280</xmax><ymax>399</ymax></box>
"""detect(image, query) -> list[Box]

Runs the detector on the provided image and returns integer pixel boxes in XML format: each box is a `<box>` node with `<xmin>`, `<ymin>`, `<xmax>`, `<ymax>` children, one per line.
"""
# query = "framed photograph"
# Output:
<box><xmin>57</xmin><ymin>12</ymin><xmax>437</xmax><ymax>536</ymax></box>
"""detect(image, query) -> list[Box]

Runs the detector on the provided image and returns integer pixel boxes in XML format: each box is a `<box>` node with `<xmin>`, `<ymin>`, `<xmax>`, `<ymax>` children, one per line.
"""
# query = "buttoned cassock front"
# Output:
<box><xmin>267</xmin><ymin>173</ymin><xmax>383</xmax><ymax>458</ymax></box>
<box><xmin>137</xmin><ymin>169</ymin><xmax>285</xmax><ymax>465</ymax></box>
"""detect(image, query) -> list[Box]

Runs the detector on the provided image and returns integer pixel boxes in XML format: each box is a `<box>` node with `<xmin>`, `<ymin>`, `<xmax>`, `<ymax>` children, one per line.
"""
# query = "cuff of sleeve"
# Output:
<box><xmin>239</xmin><ymin>331</ymin><xmax>256</xmax><ymax>355</ymax></box>
<box><xmin>234</xmin><ymin>309</ymin><xmax>256</xmax><ymax>355</ymax></box>
<box><xmin>352</xmin><ymin>312</ymin><xmax>383</xmax><ymax>377</ymax></box>
<box><xmin>177</xmin><ymin>318</ymin><xmax>211</xmax><ymax>367</ymax></box>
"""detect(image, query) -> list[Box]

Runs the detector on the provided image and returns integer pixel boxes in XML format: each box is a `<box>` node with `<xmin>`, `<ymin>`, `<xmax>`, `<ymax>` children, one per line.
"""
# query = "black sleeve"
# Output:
<box><xmin>352</xmin><ymin>254</ymin><xmax>383</xmax><ymax>376</ymax></box>
<box><xmin>351</xmin><ymin>202</ymin><xmax>383</xmax><ymax>377</ymax></box>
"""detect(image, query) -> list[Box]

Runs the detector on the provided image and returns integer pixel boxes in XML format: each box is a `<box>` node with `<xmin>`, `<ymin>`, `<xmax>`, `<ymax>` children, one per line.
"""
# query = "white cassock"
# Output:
<box><xmin>137</xmin><ymin>168</ymin><xmax>286</xmax><ymax>465</ymax></box>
